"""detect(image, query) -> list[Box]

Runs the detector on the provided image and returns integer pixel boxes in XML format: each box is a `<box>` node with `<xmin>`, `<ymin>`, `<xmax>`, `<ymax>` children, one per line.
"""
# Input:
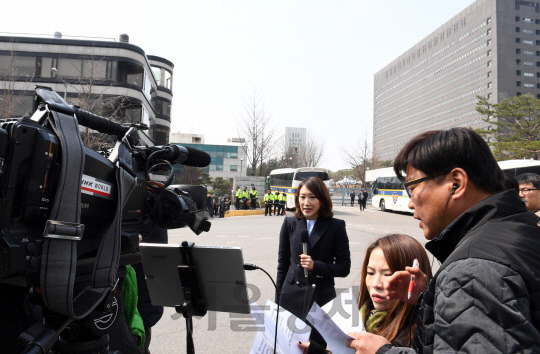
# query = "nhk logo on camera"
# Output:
<box><xmin>81</xmin><ymin>174</ymin><xmax>114</xmax><ymax>200</ymax></box>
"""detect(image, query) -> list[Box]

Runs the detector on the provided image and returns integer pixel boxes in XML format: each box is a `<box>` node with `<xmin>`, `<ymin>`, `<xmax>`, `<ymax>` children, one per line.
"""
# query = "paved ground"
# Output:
<box><xmin>149</xmin><ymin>205</ymin><xmax>430</xmax><ymax>353</ymax></box>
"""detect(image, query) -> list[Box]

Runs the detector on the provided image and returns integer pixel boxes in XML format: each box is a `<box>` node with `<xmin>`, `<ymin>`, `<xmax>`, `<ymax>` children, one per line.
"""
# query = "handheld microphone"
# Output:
<box><xmin>300</xmin><ymin>229</ymin><xmax>309</xmax><ymax>278</ymax></box>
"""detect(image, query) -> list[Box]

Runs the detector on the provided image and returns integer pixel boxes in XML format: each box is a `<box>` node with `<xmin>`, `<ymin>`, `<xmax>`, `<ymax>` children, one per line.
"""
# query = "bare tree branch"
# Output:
<box><xmin>236</xmin><ymin>88</ymin><xmax>276</xmax><ymax>176</ymax></box>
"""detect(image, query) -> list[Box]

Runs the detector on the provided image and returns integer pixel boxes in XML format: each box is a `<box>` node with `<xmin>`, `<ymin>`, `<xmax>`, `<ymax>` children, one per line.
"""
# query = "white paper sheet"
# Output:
<box><xmin>307</xmin><ymin>288</ymin><xmax>365</xmax><ymax>354</ymax></box>
<box><xmin>249</xmin><ymin>301</ymin><xmax>311</xmax><ymax>354</ymax></box>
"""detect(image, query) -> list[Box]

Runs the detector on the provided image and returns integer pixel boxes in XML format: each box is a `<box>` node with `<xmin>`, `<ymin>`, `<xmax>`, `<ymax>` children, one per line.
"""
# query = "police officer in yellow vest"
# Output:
<box><xmin>250</xmin><ymin>185</ymin><xmax>258</xmax><ymax>209</ymax></box>
<box><xmin>264</xmin><ymin>189</ymin><xmax>273</xmax><ymax>216</ymax></box>
<box><xmin>241</xmin><ymin>186</ymin><xmax>249</xmax><ymax>210</ymax></box>
<box><xmin>273</xmin><ymin>190</ymin><xmax>280</xmax><ymax>215</ymax></box>
<box><xmin>278</xmin><ymin>189</ymin><xmax>287</xmax><ymax>216</ymax></box>
<box><xmin>235</xmin><ymin>186</ymin><xmax>242</xmax><ymax>210</ymax></box>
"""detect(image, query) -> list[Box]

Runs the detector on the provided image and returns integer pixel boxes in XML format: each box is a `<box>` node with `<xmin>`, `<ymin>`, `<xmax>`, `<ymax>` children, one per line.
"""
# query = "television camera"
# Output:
<box><xmin>0</xmin><ymin>86</ymin><xmax>212</xmax><ymax>353</ymax></box>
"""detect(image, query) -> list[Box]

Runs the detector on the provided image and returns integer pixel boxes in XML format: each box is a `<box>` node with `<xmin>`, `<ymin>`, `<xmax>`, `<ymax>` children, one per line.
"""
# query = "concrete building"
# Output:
<box><xmin>284</xmin><ymin>127</ymin><xmax>306</xmax><ymax>152</ymax></box>
<box><xmin>0</xmin><ymin>32</ymin><xmax>173</xmax><ymax>145</ymax></box>
<box><xmin>373</xmin><ymin>0</ymin><xmax>540</xmax><ymax>161</ymax></box>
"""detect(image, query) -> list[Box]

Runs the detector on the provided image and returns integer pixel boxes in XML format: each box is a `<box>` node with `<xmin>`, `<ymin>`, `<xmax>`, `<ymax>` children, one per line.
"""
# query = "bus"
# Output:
<box><xmin>366</xmin><ymin>167</ymin><xmax>411</xmax><ymax>213</ymax></box>
<box><xmin>269</xmin><ymin>167</ymin><xmax>331</xmax><ymax>209</ymax></box>
<box><xmin>366</xmin><ymin>159</ymin><xmax>540</xmax><ymax>213</ymax></box>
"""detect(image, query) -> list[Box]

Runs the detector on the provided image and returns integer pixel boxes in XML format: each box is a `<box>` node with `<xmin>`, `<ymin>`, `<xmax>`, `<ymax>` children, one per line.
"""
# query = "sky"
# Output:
<box><xmin>3</xmin><ymin>0</ymin><xmax>476</xmax><ymax>171</ymax></box>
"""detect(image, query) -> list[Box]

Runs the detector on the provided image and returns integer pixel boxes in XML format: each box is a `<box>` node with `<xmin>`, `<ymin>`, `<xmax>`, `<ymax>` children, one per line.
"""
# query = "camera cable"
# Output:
<box><xmin>244</xmin><ymin>263</ymin><xmax>280</xmax><ymax>354</ymax></box>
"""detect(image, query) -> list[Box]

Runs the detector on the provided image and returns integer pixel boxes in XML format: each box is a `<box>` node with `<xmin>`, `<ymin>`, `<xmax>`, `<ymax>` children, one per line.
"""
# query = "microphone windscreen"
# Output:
<box><xmin>183</xmin><ymin>146</ymin><xmax>211</xmax><ymax>167</ymax></box>
<box><xmin>300</xmin><ymin>229</ymin><xmax>309</xmax><ymax>243</ymax></box>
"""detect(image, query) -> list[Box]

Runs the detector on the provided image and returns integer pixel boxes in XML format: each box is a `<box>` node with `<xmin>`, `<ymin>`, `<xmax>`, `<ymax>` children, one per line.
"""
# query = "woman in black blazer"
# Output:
<box><xmin>276</xmin><ymin>177</ymin><xmax>351</xmax><ymax>321</ymax></box>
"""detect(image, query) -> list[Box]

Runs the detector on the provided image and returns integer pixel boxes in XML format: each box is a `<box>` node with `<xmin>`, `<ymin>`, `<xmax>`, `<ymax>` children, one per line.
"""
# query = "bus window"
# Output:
<box><xmin>294</xmin><ymin>171</ymin><xmax>329</xmax><ymax>181</ymax></box>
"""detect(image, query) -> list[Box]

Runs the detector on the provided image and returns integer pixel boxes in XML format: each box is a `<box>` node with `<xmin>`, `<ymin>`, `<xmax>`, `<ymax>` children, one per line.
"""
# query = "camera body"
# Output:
<box><xmin>0</xmin><ymin>87</ymin><xmax>210</xmax><ymax>286</ymax></box>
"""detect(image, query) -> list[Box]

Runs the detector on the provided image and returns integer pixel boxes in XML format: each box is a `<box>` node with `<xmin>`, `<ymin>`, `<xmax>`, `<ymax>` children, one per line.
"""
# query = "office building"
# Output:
<box><xmin>0</xmin><ymin>32</ymin><xmax>173</xmax><ymax>145</ymax></box>
<box><xmin>171</xmin><ymin>132</ymin><xmax>205</xmax><ymax>144</ymax></box>
<box><xmin>284</xmin><ymin>127</ymin><xmax>306</xmax><ymax>152</ymax></box>
<box><xmin>373</xmin><ymin>0</ymin><xmax>540</xmax><ymax>160</ymax></box>
<box><xmin>172</xmin><ymin>142</ymin><xmax>247</xmax><ymax>180</ymax></box>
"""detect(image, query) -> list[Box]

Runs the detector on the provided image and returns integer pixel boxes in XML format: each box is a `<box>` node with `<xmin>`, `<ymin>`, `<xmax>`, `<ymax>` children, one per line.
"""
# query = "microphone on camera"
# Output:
<box><xmin>166</xmin><ymin>145</ymin><xmax>212</xmax><ymax>167</ymax></box>
<box><xmin>300</xmin><ymin>229</ymin><xmax>309</xmax><ymax>278</ymax></box>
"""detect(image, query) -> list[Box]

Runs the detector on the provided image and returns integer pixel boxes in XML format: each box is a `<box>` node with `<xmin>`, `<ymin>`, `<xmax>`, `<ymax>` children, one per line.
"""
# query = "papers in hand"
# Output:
<box><xmin>250</xmin><ymin>300</ymin><xmax>311</xmax><ymax>354</ymax></box>
<box><xmin>308</xmin><ymin>288</ymin><xmax>366</xmax><ymax>354</ymax></box>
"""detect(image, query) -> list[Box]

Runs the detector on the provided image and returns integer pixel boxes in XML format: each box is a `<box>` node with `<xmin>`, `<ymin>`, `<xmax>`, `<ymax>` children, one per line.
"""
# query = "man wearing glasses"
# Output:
<box><xmin>517</xmin><ymin>173</ymin><xmax>540</xmax><ymax>216</ymax></box>
<box><xmin>345</xmin><ymin>128</ymin><xmax>540</xmax><ymax>354</ymax></box>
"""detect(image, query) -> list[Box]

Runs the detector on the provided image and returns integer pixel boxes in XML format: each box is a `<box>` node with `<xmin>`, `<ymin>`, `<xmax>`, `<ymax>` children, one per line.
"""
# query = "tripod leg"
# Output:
<box><xmin>186</xmin><ymin>317</ymin><xmax>195</xmax><ymax>354</ymax></box>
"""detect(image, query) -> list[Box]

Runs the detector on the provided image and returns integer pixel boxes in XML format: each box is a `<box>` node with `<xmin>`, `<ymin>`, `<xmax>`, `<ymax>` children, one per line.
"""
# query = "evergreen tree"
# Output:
<box><xmin>476</xmin><ymin>93</ymin><xmax>540</xmax><ymax>160</ymax></box>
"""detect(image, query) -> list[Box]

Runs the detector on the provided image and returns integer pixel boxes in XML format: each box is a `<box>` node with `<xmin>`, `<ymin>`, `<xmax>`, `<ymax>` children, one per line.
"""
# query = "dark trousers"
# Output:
<box><xmin>251</xmin><ymin>198</ymin><xmax>257</xmax><ymax>209</ymax></box>
<box><xmin>243</xmin><ymin>199</ymin><xmax>248</xmax><ymax>209</ymax></box>
<box><xmin>265</xmin><ymin>203</ymin><xmax>272</xmax><ymax>215</ymax></box>
<box><xmin>274</xmin><ymin>203</ymin><xmax>279</xmax><ymax>215</ymax></box>
<box><xmin>363</xmin><ymin>199</ymin><xmax>367</xmax><ymax>209</ymax></box>
<box><xmin>235</xmin><ymin>197</ymin><xmax>240</xmax><ymax>210</ymax></box>
<box><xmin>359</xmin><ymin>199</ymin><xmax>364</xmax><ymax>210</ymax></box>
<box><xmin>350</xmin><ymin>197</ymin><xmax>354</xmax><ymax>206</ymax></box>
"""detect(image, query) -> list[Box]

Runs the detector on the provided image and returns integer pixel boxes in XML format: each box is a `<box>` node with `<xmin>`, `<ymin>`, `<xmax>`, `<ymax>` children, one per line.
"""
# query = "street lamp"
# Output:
<box><xmin>240</xmin><ymin>157</ymin><xmax>244</xmax><ymax>174</ymax></box>
<box><xmin>51</xmin><ymin>68</ymin><xmax>67</xmax><ymax>100</ymax></box>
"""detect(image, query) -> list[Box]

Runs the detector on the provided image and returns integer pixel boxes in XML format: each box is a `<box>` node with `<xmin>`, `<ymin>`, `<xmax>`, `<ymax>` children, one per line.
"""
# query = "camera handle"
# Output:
<box><xmin>175</xmin><ymin>241</ymin><xmax>207</xmax><ymax>354</ymax></box>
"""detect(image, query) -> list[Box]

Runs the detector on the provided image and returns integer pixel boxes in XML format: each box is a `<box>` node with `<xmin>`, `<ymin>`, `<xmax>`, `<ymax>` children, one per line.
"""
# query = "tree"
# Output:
<box><xmin>343</xmin><ymin>137</ymin><xmax>372</xmax><ymax>186</ymax></box>
<box><xmin>174</xmin><ymin>166</ymin><xmax>212</xmax><ymax>186</ymax></box>
<box><xmin>59</xmin><ymin>50</ymin><xmax>133</xmax><ymax>151</ymax></box>
<box><xmin>281</xmin><ymin>130</ymin><xmax>325</xmax><ymax>168</ymax></box>
<box><xmin>212</xmin><ymin>177</ymin><xmax>233</xmax><ymax>197</ymax></box>
<box><xmin>236</xmin><ymin>88</ymin><xmax>276</xmax><ymax>176</ymax></box>
<box><xmin>329</xmin><ymin>169</ymin><xmax>355</xmax><ymax>185</ymax></box>
<box><xmin>476</xmin><ymin>94</ymin><xmax>540</xmax><ymax>160</ymax></box>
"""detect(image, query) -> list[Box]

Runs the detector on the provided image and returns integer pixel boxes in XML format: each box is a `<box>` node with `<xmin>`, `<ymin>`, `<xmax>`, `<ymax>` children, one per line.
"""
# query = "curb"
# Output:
<box><xmin>224</xmin><ymin>209</ymin><xmax>266</xmax><ymax>217</ymax></box>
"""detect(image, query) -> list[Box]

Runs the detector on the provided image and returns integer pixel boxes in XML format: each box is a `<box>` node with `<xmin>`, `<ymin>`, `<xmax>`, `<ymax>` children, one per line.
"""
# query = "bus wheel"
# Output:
<box><xmin>380</xmin><ymin>199</ymin><xmax>386</xmax><ymax>211</ymax></box>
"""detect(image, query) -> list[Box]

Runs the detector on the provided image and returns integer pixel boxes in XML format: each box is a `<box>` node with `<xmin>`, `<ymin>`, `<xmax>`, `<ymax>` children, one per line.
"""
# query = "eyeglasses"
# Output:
<box><xmin>404</xmin><ymin>170</ymin><xmax>451</xmax><ymax>197</ymax></box>
<box><xmin>519</xmin><ymin>188</ymin><xmax>539</xmax><ymax>195</ymax></box>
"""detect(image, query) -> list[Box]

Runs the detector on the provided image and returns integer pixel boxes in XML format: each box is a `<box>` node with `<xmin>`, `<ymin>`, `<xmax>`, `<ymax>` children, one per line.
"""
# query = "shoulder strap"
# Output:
<box><xmin>40</xmin><ymin>111</ymin><xmax>137</xmax><ymax>319</ymax></box>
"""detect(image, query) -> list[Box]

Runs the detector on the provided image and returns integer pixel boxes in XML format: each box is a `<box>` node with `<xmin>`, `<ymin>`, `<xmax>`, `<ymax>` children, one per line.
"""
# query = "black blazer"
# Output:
<box><xmin>276</xmin><ymin>216</ymin><xmax>351</xmax><ymax>318</ymax></box>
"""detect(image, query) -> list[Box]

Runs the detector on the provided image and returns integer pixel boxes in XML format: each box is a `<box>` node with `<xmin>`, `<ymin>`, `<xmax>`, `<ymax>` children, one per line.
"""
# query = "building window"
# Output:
<box><xmin>524</xmin><ymin>40</ymin><xmax>534</xmax><ymax>45</ymax></box>
<box><xmin>517</xmin><ymin>92</ymin><xmax>522</xmax><ymax>96</ymax></box>
<box><xmin>487</xmin><ymin>60</ymin><xmax>492</xmax><ymax>67</ymax></box>
<box><xmin>487</xmin><ymin>28</ymin><xmax>492</xmax><ymax>35</ymax></box>
<box><xmin>524</xmin><ymin>50</ymin><xmax>534</xmax><ymax>55</ymax></box>
<box><xmin>488</xmin><ymin>49</ymin><xmax>493</xmax><ymax>56</ymax></box>
<box><xmin>517</xmin><ymin>48</ymin><xmax>521</xmax><ymax>54</ymax></box>
<box><xmin>524</xmin><ymin>72</ymin><xmax>534</xmax><ymax>77</ymax></box>
<box><xmin>516</xmin><ymin>27</ymin><xmax>521</xmax><ymax>32</ymax></box>
<box><xmin>487</xmin><ymin>82</ymin><xmax>492</xmax><ymax>88</ymax></box>
<box><xmin>517</xmin><ymin>70</ymin><xmax>522</xmax><ymax>76</ymax></box>
<box><xmin>58</xmin><ymin>58</ymin><xmax>83</xmax><ymax>78</ymax></box>
<box><xmin>230</xmin><ymin>165</ymin><xmax>237</xmax><ymax>172</ymax></box>
<box><xmin>487</xmin><ymin>93</ymin><xmax>492</xmax><ymax>99</ymax></box>
<box><xmin>517</xmin><ymin>38</ymin><xmax>521</xmax><ymax>43</ymax></box>
<box><xmin>524</xmin><ymin>29</ymin><xmax>534</xmax><ymax>34</ymax></box>
<box><xmin>524</xmin><ymin>83</ymin><xmax>534</xmax><ymax>88</ymax></box>
<box><xmin>487</xmin><ymin>39</ymin><xmax>492</xmax><ymax>46</ymax></box>
<box><xmin>516</xmin><ymin>16</ymin><xmax>521</xmax><ymax>22</ymax></box>
<box><xmin>517</xmin><ymin>81</ymin><xmax>522</xmax><ymax>86</ymax></box>
<box><xmin>487</xmin><ymin>17</ymin><xmax>492</xmax><ymax>24</ymax></box>
<box><xmin>523</xmin><ymin>18</ymin><xmax>533</xmax><ymax>24</ymax></box>
<box><xmin>487</xmin><ymin>71</ymin><xmax>492</xmax><ymax>77</ymax></box>
<box><xmin>537</xmin><ymin>94</ymin><xmax>540</xmax><ymax>99</ymax></box>
<box><xmin>517</xmin><ymin>59</ymin><xmax>522</xmax><ymax>65</ymax></box>
<box><xmin>525</xmin><ymin>61</ymin><xmax>534</xmax><ymax>66</ymax></box>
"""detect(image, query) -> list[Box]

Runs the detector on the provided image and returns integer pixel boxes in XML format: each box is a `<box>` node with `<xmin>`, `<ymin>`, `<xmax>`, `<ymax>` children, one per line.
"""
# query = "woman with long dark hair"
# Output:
<box><xmin>276</xmin><ymin>177</ymin><xmax>351</xmax><ymax>346</ymax></box>
<box><xmin>299</xmin><ymin>234</ymin><xmax>432</xmax><ymax>353</ymax></box>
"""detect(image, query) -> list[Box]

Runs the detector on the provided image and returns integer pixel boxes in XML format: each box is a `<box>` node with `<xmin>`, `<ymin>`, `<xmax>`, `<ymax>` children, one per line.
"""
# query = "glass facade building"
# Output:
<box><xmin>0</xmin><ymin>34</ymin><xmax>173</xmax><ymax>145</ymax></box>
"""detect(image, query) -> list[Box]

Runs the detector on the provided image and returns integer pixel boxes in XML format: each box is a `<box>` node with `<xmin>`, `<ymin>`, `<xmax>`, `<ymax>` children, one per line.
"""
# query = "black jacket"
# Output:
<box><xmin>276</xmin><ymin>216</ymin><xmax>351</xmax><ymax>319</ymax></box>
<box><xmin>382</xmin><ymin>190</ymin><xmax>540</xmax><ymax>354</ymax></box>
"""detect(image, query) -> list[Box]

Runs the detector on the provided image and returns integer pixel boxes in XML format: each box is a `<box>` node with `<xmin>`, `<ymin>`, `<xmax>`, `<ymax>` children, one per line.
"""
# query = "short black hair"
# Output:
<box><xmin>504</xmin><ymin>174</ymin><xmax>520</xmax><ymax>192</ymax></box>
<box><xmin>516</xmin><ymin>173</ymin><xmax>540</xmax><ymax>189</ymax></box>
<box><xmin>394</xmin><ymin>128</ymin><xmax>504</xmax><ymax>194</ymax></box>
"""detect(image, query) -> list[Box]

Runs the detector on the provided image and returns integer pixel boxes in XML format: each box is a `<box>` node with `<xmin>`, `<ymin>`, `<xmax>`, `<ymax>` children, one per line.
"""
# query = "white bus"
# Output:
<box><xmin>366</xmin><ymin>167</ymin><xmax>412</xmax><ymax>213</ymax></box>
<box><xmin>269</xmin><ymin>167</ymin><xmax>331</xmax><ymax>209</ymax></box>
<box><xmin>366</xmin><ymin>159</ymin><xmax>540</xmax><ymax>213</ymax></box>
